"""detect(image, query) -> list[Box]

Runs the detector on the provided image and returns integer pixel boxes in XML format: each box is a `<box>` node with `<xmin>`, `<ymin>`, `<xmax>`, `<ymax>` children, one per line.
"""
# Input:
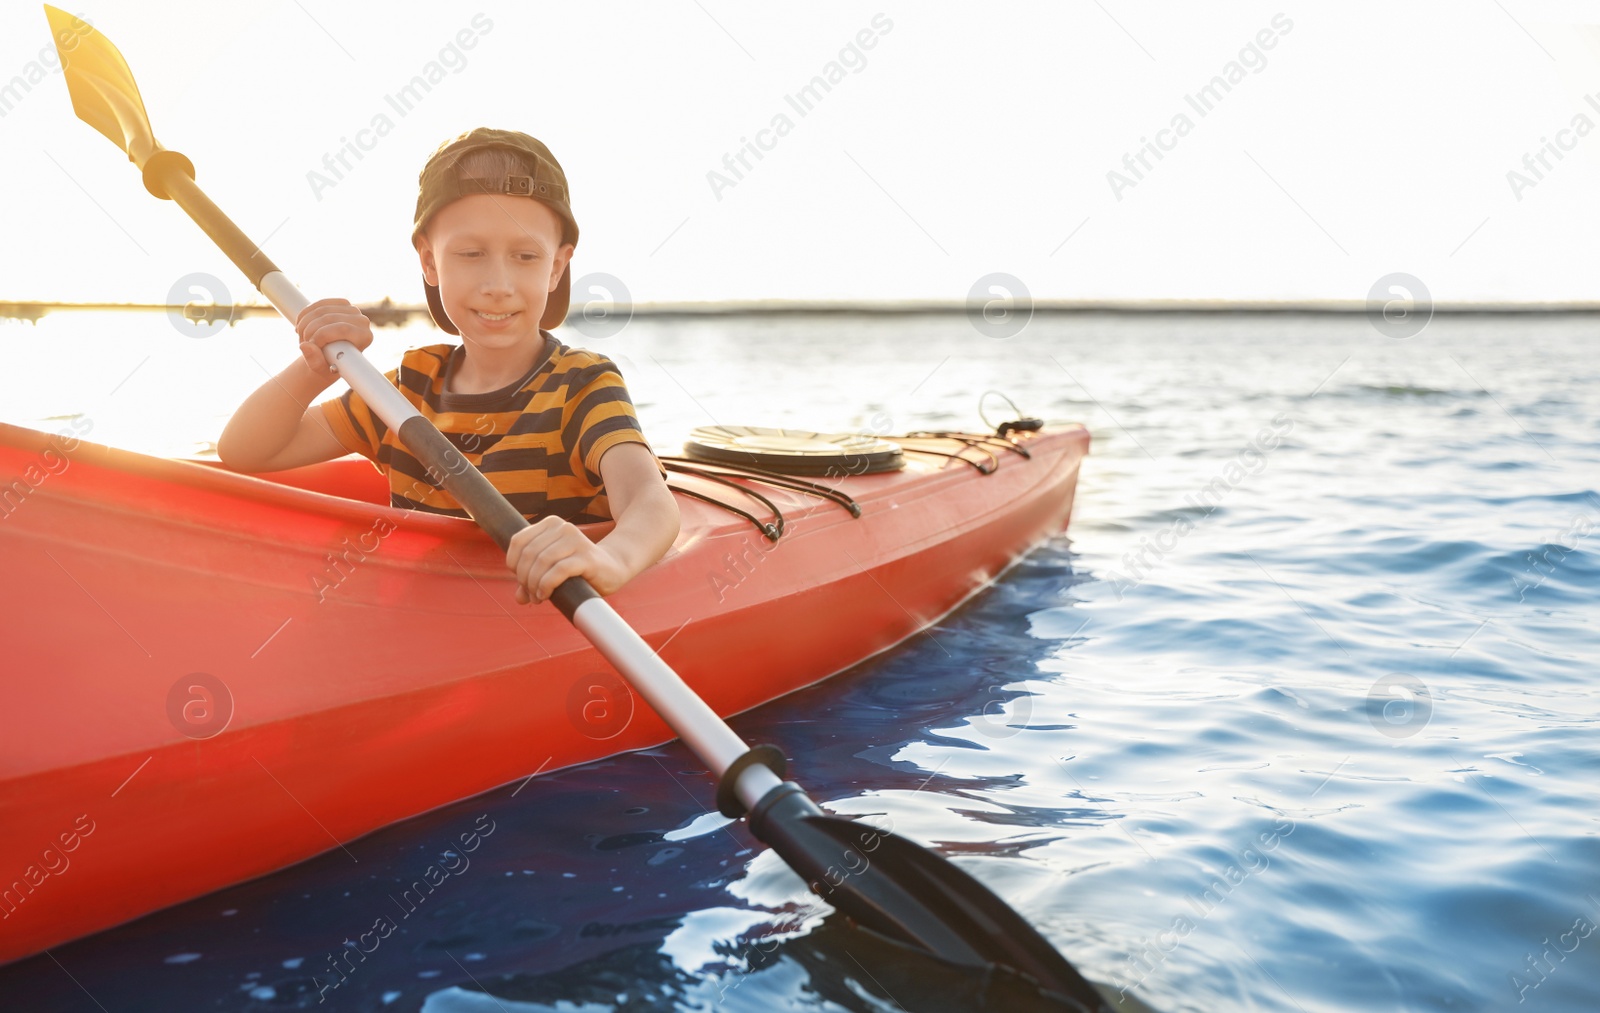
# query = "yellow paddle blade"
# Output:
<box><xmin>45</xmin><ymin>4</ymin><xmax>160</xmax><ymax>168</ymax></box>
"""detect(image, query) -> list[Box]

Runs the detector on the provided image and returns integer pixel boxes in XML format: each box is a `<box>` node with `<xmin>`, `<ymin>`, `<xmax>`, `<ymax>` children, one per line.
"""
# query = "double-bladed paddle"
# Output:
<box><xmin>43</xmin><ymin>7</ymin><xmax>1113</xmax><ymax>1009</ymax></box>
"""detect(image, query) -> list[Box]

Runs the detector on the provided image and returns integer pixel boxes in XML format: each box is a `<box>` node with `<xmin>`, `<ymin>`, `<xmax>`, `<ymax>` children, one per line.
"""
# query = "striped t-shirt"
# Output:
<box><xmin>318</xmin><ymin>335</ymin><xmax>656</xmax><ymax>523</ymax></box>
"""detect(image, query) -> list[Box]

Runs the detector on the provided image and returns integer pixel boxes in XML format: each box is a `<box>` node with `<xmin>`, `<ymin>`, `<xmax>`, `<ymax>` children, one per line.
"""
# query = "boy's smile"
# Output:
<box><xmin>415</xmin><ymin>191</ymin><xmax>574</xmax><ymax>389</ymax></box>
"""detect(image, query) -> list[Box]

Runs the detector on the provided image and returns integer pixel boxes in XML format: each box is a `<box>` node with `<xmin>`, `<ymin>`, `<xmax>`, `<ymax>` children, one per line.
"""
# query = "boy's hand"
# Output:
<box><xmin>294</xmin><ymin>298</ymin><xmax>375</xmax><ymax>377</ymax></box>
<box><xmin>506</xmin><ymin>516</ymin><xmax>629</xmax><ymax>604</ymax></box>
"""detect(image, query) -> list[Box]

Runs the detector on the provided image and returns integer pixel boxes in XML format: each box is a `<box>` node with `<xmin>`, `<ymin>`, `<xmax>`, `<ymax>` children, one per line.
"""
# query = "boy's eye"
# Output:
<box><xmin>453</xmin><ymin>251</ymin><xmax>540</xmax><ymax>261</ymax></box>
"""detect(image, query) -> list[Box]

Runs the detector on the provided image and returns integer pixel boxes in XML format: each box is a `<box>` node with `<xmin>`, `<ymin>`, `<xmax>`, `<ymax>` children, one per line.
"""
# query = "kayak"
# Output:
<box><xmin>0</xmin><ymin>419</ymin><xmax>1088</xmax><ymax>965</ymax></box>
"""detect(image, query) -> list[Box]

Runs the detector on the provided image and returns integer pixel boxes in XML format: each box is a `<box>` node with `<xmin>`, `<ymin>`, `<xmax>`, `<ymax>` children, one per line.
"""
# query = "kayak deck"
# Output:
<box><xmin>0</xmin><ymin>422</ymin><xmax>1087</xmax><ymax>964</ymax></box>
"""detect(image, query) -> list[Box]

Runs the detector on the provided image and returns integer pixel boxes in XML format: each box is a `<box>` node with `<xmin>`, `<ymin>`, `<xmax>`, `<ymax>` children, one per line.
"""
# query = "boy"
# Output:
<box><xmin>218</xmin><ymin>128</ymin><xmax>678</xmax><ymax>605</ymax></box>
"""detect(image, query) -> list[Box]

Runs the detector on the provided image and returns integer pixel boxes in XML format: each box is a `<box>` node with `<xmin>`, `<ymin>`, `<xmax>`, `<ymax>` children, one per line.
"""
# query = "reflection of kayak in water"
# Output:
<box><xmin>0</xmin><ymin>422</ymin><xmax>1088</xmax><ymax>964</ymax></box>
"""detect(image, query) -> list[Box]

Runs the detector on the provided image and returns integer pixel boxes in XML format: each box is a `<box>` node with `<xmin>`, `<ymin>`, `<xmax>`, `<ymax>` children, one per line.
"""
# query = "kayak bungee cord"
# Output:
<box><xmin>662</xmin><ymin>429</ymin><xmax>1035</xmax><ymax>543</ymax></box>
<box><xmin>904</xmin><ymin>430</ymin><xmax>1035</xmax><ymax>459</ymax></box>
<box><xmin>43</xmin><ymin>7</ymin><xmax>1111</xmax><ymax>1009</ymax></box>
<box><xmin>662</xmin><ymin>455</ymin><xmax>864</xmax><ymax>517</ymax></box>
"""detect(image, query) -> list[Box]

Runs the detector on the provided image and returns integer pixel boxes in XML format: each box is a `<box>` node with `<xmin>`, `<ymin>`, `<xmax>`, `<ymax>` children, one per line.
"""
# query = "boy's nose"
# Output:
<box><xmin>480</xmin><ymin>261</ymin><xmax>515</xmax><ymax>294</ymax></box>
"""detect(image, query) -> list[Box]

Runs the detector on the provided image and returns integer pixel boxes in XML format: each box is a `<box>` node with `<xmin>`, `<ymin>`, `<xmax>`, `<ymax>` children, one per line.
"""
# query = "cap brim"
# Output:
<box><xmin>423</xmin><ymin>278</ymin><xmax>458</xmax><ymax>335</ymax></box>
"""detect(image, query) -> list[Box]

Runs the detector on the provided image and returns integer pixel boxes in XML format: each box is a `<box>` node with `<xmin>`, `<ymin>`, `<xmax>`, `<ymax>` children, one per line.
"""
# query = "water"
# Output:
<box><xmin>2</xmin><ymin>311</ymin><xmax>1597</xmax><ymax>1012</ymax></box>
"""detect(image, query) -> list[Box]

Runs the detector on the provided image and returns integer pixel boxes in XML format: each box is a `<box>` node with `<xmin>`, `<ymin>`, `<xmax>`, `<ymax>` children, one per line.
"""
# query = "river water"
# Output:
<box><xmin>1</xmin><ymin>309</ymin><xmax>1597</xmax><ymax>1011</ymax></box>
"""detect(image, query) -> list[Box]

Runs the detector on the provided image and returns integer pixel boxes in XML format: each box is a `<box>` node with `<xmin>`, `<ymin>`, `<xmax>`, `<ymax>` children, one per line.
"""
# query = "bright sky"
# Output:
<box><xmin>3</xmin><ymin>1</ymin><xmax>1600</xmax><ymax>305</ymax></box>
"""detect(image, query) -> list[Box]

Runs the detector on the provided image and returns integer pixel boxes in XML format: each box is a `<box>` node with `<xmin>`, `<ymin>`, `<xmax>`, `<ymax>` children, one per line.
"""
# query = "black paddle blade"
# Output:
<box><xmin>45</xmin><ymin>5</ymin><xmax>160</xmax><ymax>165</ymax></box>
<box><xmin>749</xmin><ymin>782</ymin><xmax>1112</xmax><ymax>1012</ymax></box>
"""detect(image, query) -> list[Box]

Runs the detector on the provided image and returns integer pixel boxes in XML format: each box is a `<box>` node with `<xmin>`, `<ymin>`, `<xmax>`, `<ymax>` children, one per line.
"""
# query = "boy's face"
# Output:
<box><xmin>415</xmin><ymin>192</ymin><xmax>574</xmax><ymax>352</ymax></box>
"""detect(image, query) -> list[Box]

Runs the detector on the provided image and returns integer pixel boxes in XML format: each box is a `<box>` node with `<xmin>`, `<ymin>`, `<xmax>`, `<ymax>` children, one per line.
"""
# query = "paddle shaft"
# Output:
<box><xmin>152</xmin><ymin>163</ymin><xmax>782</xmax><ymax>812</ymax></box>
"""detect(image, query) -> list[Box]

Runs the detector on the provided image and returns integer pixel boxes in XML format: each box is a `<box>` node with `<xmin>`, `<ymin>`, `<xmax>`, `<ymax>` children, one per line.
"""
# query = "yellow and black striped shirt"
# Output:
<box><xmin>318</xmin><ymin>335</ymin><xmax>657</xmax><ymax>523</ymax></box>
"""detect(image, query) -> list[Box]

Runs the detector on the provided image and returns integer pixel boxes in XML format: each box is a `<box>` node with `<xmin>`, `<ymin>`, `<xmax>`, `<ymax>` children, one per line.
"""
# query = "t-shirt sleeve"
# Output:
<box><xmin>316</xmin><ymin>369</ymin><xmax>397</xmax><ymax>461</ymax></box>
<box><xmin>562</xmin><ymin>359</ymin><xmax>659</xmax><ymax>484</ymax></box>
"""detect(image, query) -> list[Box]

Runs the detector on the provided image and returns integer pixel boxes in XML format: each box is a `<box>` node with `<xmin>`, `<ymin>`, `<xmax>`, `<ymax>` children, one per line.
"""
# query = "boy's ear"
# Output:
<box><xmin>415</xmin><ymin>235</ymin><xmax>439</xmax><ymax>285</ymax></box>
<box><xmin>549</xmin><ymin>243</ymin><xmax>575</xmax><ymax>293</ymax></box>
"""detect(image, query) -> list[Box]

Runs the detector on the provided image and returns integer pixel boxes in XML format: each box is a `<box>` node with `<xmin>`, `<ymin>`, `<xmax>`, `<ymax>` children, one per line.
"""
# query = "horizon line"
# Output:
<box><xmin>4</xmin><ymin>297</ymin><xmax>1600</xmax><ymax>323</ymax></box>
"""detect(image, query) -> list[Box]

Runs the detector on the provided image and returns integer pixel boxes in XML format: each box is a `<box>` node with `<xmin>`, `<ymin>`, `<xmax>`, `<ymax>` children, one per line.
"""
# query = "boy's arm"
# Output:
<box><xmin>593</xmin><ymin>442</ymin><xmax>681</xmax><ymax>583</ymax></box>
<box><xmin>217</xmin><ymin>298</ymin><xmax>375</xmax><ymax>473</ymax></box>
<box><xmin>216</xmin><ymin>357</ymin><xmax>349</xmax><ymax>473</ymax></box>
<box><xmin>506</xmin><ymin>442</ymin><xmax>681</xmax><ymax>604</ymax></box>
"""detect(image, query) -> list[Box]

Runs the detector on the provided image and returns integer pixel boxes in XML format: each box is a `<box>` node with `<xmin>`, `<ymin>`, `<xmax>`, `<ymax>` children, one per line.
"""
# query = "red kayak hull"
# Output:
<box><xmin>0</xmin><ymin>421</ymin><xmax>1087</xmax><ymax>964</ymax></box>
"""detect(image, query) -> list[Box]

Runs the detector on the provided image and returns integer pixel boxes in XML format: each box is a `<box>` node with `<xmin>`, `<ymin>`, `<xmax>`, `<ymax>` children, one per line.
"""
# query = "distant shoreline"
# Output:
<box><xmin>4</xmin><ymin>298</ymin><xmax>1600</xmax><ymax>325</ymax></box>
<box><xmin>592</xmin><ymin>299</ymin><xmax>1600</xmax><ymax>316</ymax></box>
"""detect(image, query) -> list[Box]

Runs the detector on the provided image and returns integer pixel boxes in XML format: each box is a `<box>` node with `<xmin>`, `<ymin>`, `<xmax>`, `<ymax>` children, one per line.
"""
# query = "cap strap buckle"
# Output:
<box><xmin>455</xmin><ymin>174</ymin><xmax>564</xmax><ymax>202</ymax></box>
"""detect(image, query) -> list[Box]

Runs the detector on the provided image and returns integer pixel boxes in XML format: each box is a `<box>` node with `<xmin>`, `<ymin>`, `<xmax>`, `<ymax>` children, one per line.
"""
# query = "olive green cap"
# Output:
<box><xmin>412</xmin><ymin>128</ymin><xmax>579</xmax><ymax>333</ymax></box>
